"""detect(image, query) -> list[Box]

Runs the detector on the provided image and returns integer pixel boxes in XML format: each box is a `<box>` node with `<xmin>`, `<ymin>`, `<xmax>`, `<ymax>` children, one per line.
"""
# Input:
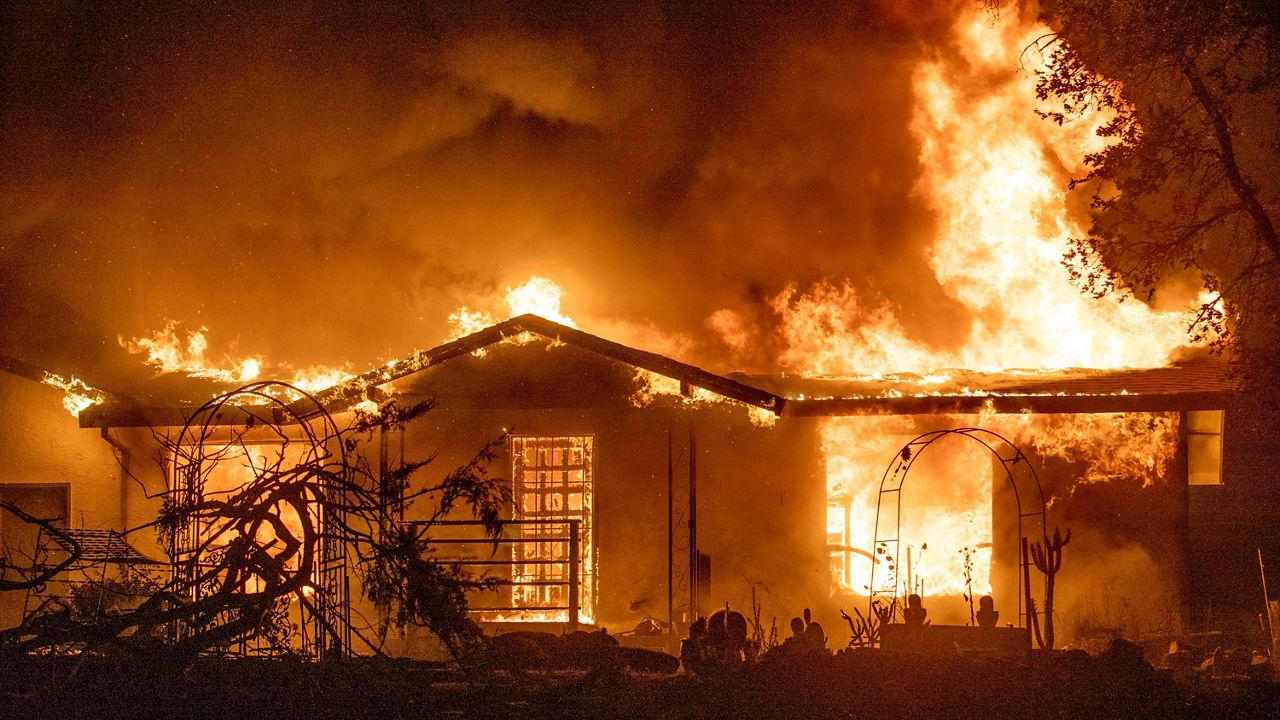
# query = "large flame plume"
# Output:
<box><xmin>765</xmin><ymin>10</ymin><xmax>1198</xmax><ymax>378</ymax></box>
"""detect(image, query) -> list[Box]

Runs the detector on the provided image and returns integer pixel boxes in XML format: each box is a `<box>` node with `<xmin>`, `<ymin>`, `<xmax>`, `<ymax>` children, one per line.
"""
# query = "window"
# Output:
<box><xmin>1187</xmin><ymin>410</ymin><xmax>1224</xmax><ymax>486</ymax></box>
<box><xmin>180</xmin><ymin>443</ymin><xmax>317</xmax><ymax>589</ymax></box>
<box><xmin>0</xmin><ymin>483</ymin><xmax>70</xmax><ymax>569</ymax></box>
<box><xmin>509</xmin><ymin>436</ymin><xmax>594</xmax><ymax>622</ymax></box>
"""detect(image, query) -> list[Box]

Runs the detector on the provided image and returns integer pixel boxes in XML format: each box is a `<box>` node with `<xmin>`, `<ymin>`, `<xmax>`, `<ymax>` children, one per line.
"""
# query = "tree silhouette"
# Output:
<box><xmin>1030</xmin><ymin>0</ymin><xmax>1279</xmax><ymax>388</ymax></box>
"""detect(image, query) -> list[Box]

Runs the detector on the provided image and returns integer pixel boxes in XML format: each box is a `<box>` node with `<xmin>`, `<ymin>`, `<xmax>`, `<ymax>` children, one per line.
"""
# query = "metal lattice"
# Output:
<box><xmin>668</xmin><ymin>418</ymin><xmax>698</xmax><ymax>627</ymax></box>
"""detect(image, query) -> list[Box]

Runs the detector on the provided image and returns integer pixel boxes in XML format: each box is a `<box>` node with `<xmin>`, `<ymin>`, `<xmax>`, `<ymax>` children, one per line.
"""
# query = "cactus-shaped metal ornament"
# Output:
<box><xmin>1030</xmin><ymin>527</ymin><xmax>1071</xmax><ymax>649</ymax></box>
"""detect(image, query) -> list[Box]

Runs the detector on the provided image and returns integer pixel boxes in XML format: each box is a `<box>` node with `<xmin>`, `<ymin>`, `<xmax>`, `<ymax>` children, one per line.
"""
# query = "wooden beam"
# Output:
<box><xmin>79</xmin><ymin>404</ymin><xmax>286</xmax><ymax>429</ymax></box>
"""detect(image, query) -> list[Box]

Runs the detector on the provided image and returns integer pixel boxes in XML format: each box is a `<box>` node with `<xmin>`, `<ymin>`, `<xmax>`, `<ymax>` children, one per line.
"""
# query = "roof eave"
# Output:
<box><xmin>783</xmin><ymin>390</ymin><xmax>1237</xmax><ymax>417</ymax></box>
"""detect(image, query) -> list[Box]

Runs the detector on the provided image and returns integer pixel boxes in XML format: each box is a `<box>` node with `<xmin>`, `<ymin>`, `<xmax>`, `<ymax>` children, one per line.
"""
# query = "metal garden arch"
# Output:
<box><xmin>868</xmin><ymin>428</ymin><xmax>1046</xmax><ymax>628</ymax></box>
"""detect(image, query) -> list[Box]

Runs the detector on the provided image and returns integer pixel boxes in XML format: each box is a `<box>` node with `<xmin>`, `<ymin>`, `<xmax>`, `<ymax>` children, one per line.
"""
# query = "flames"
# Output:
<box><xmin>503</xmin><ymin>276</ymin><xmax>576</xmax><ymax>328</ymax></box>
<box><xmin>447</xmin><ymin>275</ymin><xmax>577</xmax><ymax>342</ymax></box>
<box><xmin>824</xmin><ymin>416</ymin><xmax>995</xmax><ymax>599</ymax></box>
<box><xmin>111</xmin><ymin>320</ymin><xmax>355</xmax><ymax>402</ymax></box>
<box><xmin>120</xmin><ymin>320</ymin><xmax>263</xmax><ymax>384</ymax></box>
<box><xmin>998</xmin><ymin>411</ymin><xmax>1180</xmax><ymax>489</ymax></box>
<box><xmin>817</xmin><ymin>6</ymin><xmax>1200</xmax><ymax>601</ymax></box>
<box><xmin>766</xmin><ymin>9</ymin><xmax>1199</xmax><ymax>377</ymax></box>
<box><xmin>824</xmin><ymin>410</ymin><xmax>1181</xmax><ymax>599</ymax></box>
<box><xmin>40</xmin><ymin>373</ymin><xmax>108</xmax><ymax>417</ymax></box>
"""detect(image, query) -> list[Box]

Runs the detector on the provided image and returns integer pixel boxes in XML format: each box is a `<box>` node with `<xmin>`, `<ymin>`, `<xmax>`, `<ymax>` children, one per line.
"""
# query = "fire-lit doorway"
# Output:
<box><xmin>509</xmin><ymin>436</ymin><xmax>595</xmax><ymax>623</ymax></box>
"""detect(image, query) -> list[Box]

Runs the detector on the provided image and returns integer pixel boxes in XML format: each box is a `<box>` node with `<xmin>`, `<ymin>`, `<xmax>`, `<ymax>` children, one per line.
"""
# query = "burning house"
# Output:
<box><xmin>2</xmin><ymin>0</ymin><xmax>1278</xmax><ymax>666</ymax></box>
<box><xmin>0</xmin><ymin>307</ymin><xmax>1266</xmax><ymax>657</ymax></box>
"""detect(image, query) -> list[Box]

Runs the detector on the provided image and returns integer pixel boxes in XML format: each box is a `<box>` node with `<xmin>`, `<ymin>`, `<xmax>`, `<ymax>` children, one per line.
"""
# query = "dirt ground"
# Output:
<box><xmin>2</xmin><ymin>649</ymin><xmax>1278</xmax><ymax>720</ymax></box>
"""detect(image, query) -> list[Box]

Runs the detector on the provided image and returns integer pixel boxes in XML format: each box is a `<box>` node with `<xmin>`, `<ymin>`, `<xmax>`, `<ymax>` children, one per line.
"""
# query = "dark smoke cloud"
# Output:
<box><xmin>1</xmin><ymin>0</ymin><xmax>972</xmax><ymax>383</ymax></box>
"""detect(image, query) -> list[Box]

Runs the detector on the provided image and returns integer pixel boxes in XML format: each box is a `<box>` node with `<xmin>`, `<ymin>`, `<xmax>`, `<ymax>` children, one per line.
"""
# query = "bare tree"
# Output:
<box><xmin>0</xmin><ymin>501</ymin><xmax>81</xmax><ymax>592</ymax></box>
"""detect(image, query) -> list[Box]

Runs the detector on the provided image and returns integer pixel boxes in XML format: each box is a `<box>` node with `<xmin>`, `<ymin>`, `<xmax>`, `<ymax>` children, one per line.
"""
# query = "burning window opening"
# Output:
<box><xmin>181</xmin><ymin>442</ymin><xmax>320</xmax><ymax>596</ymax></box>
<box><xmin>825</xmin><ymin>423</ymin><xmax>998</xmax><ymax>602</ymax></box>
<box><xmin>504</xmin><ymin>435</ymin><xmax>595</xmax><ymax>624</ymax></box>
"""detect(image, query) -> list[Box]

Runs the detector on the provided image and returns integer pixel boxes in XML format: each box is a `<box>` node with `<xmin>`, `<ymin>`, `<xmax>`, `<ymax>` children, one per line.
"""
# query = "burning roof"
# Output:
<box><xmin>70</xmin><ymin>314</ymin><xmax>1237</xmax><ymax>429</ymax></box>
<box><xmin>743</xmin><ymin>354</ymin><xmax>1238</xmax><ymax>416</ymax></box>
<box><xmin>74</xmin><ymin>314</ymin><xmax>786</xmax><ymax>428</ymax></box>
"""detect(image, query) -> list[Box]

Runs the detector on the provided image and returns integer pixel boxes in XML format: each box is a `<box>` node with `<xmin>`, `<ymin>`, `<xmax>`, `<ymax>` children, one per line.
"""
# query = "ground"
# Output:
<box><xmin>2</xmin><ymin>650</ymin><xmax>1278</xmax><ymax>719</ymax></box>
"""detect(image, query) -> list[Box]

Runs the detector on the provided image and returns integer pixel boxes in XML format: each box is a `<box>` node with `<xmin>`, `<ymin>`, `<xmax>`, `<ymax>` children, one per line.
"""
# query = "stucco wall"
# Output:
<box><xmin>0</xmin><ymin>371</ymin><xmax>122</xmax><ymax>628</ymax></box>
<box><xmin>0</xmin><ymin>371</ymin><xmax>123</xmax><ymax>530</ymax></box>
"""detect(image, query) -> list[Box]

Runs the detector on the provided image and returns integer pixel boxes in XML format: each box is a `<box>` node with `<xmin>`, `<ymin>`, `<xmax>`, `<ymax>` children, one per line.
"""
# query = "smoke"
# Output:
<box><xmin>1052</xmin><ymin>533</ymin><xmax>1186</xmax><ymax>646</ymax></box>
<box><xmin>0</xmin><ymin>0</ymin><xmax>977</xmax><ymax>382</ymax></box>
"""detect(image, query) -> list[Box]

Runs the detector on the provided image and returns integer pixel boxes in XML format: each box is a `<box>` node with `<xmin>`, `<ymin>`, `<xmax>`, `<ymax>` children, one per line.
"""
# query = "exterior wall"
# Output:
<box><xmin>8</xmin><ymin>344</ymin><xmax>1247</xmax><ymax>653</ymax></box>
<box><xmin>0</xmin><ymin>371</ymin><xmax>123</xmax><ymax>530</ymax></box>
<box><xmin>378</xmin><ymin>401</ymin><xmax>823</xmax><ymax>656</ymax></box>
<box><xmin>0</xmin><ymin>371</ymin><xmax>150</xmax><ymax>627</ymax></box>
<box><xmin>1189</xmin><ymin>400</ymin><xmax>1280</xmax><ymax>637</ymax></box>
<box><xmin>695</xmin><ymin>409</ymin><xmax>826</xmax><ymax>632</ymax></box>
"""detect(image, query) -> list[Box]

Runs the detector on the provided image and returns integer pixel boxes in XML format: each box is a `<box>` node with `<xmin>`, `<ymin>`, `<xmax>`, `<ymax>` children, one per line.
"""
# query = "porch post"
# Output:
<box><xmin>569</xmin><ymin>519</ymin><xmax>580</xmax><ymax>630</ymax></box>
<box><xmin>688</xmin><ymin>421</ymin><xmax>698</xmax><ymax>619</ymax></box>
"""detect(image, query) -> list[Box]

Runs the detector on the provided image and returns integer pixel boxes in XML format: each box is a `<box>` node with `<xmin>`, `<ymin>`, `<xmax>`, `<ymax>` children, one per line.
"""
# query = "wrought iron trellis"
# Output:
<box><xmin>869</xmin><ymin>427</ymin><xmax>1046</xmax><ymax>628</ymax></box>
<box><xmin>169</xmin><ymin>382</ymin><xmax>351</xmax><ymax>658</ymax></box>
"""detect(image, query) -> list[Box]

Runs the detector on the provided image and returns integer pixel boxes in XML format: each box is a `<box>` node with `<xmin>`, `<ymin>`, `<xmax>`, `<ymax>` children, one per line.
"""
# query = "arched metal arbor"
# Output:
<box><xmin>170</xmin><ymin>381</ymin><xmax>351</xmax><ymax>658</ymax></box>
<box><xmin>869</xmin><ymin>428</ymin><xmax>1046</xmax><ymax>627</ymax></box>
